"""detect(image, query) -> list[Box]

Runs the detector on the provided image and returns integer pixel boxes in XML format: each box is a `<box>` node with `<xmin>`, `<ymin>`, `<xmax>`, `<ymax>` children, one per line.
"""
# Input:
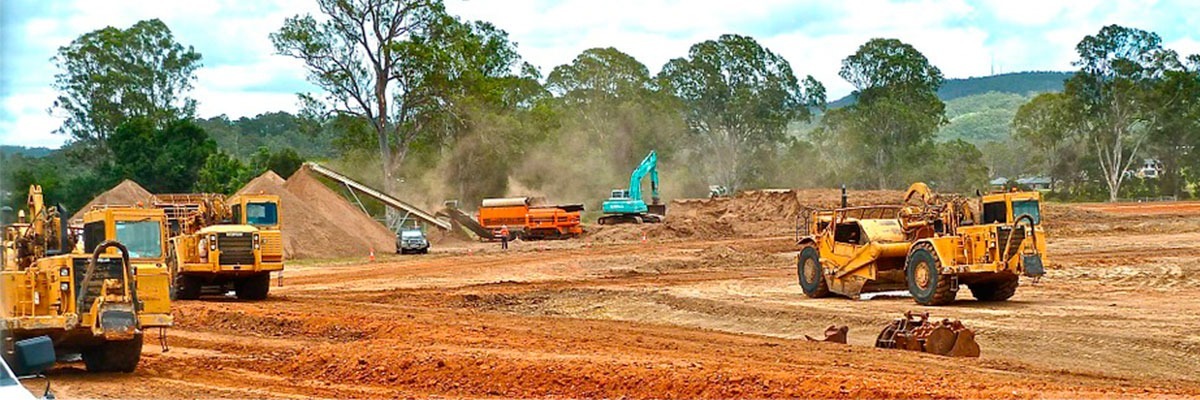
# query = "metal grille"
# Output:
<box><xmin>260</xmin><ymin>233</ymin><xmax>283</xmax><ymax>262</ymax></box>
<box><xmin>218</xmin><ymin>233</ymin><xmax>256</xmax><ymax>265</ymax></box>
<box><xmin>73</xmin><ymin>257</ymin><xmax>125</xmax><ymax>310</ymax></box>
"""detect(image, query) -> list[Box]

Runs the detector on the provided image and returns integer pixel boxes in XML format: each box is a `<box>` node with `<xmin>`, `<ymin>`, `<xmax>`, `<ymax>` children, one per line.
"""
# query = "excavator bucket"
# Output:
<box><xmin>875</xmin><ymin>311</ymin><xmax>980</xmax><ymax>358</ymax></box>
<box><xmin>805</xmin><ymin>325</ymin><xmax>848</xmax><ymax>344</ymax></box>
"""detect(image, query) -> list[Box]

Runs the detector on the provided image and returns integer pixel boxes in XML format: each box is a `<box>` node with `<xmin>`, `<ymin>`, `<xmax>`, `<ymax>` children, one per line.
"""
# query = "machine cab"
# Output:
<box><xmin>608</xmin><ymin>190</ymin><xmax>631</xmax><ymax>201</ymax></box>
<box><xmin>977</xmin><ymin>190</ymin><xmax>1047</xmax><ymax>266</ymax></box>
<box><xmin>81</xmin><ymin>208</ymin><xmax>168</xmax><ymax>263</ymax></box>
<box><xmin>228</xmin><ymin>194</ymin><xmax>281</xmax><ymax>230</ymax></box>
<box><xmin>980</xmin><ymin>191</ymin><xmax>1042</xmax><ymax>226</ymax></box>
<box><xmin>81</xmin><ymin>207</ymin><xmax>173</xmax><ymax>315</ymax></box>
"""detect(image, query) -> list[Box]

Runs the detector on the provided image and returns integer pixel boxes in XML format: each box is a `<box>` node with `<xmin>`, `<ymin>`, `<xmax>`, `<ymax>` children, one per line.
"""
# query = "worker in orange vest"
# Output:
<box><xmin>499</xmin><ymin>225</ymin><xmax>510</xmax><ymax>250</ymax></box>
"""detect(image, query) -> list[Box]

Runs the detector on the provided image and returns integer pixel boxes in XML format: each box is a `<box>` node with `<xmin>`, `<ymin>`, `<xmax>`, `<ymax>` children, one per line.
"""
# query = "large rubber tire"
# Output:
<box><xmin>173</xmin><ymin>274</ymin><xmax>202</xmax><ymax>300</ymax></box>
<box><xmin>82</xmin><ymin>334</ymin><xmax>143</xmax><ymax>373</ymax></box>
<box><xmin>797</xmin><ymin>246</ymin><xmax>830</xmax><ymax>298</ymax></box>
<box><xmin>905</xmin><ymin>243</ymin><xmax>956</xmax><ymax>306</ymax></box>
<box><xmin>968</xmin><ymin>276</ymin><xmax>1020</xmax><ymax>301</ymax></box>
<box><xmin>234</xmin><ymin>273</ymin><xmax>270</xmax><ymax>300</ymax></box>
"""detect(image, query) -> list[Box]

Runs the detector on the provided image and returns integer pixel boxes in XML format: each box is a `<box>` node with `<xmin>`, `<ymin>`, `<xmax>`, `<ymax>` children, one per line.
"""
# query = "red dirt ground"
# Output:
<box><xmin>29</xmin><ymin>196</ymin><xmax>1200</xmax><ymax>399</ymax></box>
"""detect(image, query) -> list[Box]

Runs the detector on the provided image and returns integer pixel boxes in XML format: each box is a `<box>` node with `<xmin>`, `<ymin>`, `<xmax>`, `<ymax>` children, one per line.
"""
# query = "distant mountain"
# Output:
<box><xmin>938</xmin><ymin>91</ymin><xmax>1033</xmax><ymax>144</ymax></box>
<box><xmin>828</xmin><ymin>71</ymin><xmax>1072</xmax><ymax>108</ymax></box>
<box><xmin>0</xmin><ymin>145</ymin><xmax>54</xmax><ymax>158</ymax></box>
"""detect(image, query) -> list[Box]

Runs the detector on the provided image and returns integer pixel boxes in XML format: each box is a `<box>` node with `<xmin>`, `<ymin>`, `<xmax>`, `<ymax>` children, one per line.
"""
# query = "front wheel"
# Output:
<box><xmin>173</xmin><ymin>274</ymin><xmax>201</xmax><ymax>300</ymax></box>
<box><xmin>797</xmin><ymin>246</ymin><xmax>830</xmax><ymax>298</ymax></box>
<box><xmin>83</xmin><ymin>334</ymin><xmax>143</xmax><ymax>373</ymax></box>
<box><xmin>234</xmin><ymin>273</ymin><xmax>270</xmax><ymax>300</ymax></box>
<box><xmin>968</xmin><ymin>276</ymin><xmax>1019</xmax><ymax>301</ymax></box>
<box><xmin>906</xmin><ymin>243</ymin><xmax>956</xmax><ymax>306</ymax></box>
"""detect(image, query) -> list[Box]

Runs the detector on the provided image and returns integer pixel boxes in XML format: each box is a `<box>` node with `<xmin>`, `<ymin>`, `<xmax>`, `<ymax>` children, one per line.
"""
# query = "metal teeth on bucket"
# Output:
<box><xmin>875</xmin><ymin>311</ymin><xmax>980</xmax><ymax>358</ymax></box>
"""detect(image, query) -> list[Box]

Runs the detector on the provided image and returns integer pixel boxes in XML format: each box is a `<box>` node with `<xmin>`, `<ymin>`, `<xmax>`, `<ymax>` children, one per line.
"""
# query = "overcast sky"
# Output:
<box><xmin>2</xmin><ymin>0</ymin><xmax>1198</xmax><ymax>148</ymax></box>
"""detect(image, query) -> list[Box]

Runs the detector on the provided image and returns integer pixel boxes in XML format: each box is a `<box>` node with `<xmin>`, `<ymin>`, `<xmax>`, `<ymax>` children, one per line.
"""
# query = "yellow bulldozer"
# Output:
<box><xmin>796</xmin><ymin>183</ymin><xmax>1046</xmax><ymax>305</ymax></box>
<box><xmin>1</xmin><ymin>186</ymin><xmax>173</xmax><ymax>373</ymax></box>
<box><xmin>154</xmin><ymin>193</ymin><xmax>283</xmax><ymax>300</ymax></box>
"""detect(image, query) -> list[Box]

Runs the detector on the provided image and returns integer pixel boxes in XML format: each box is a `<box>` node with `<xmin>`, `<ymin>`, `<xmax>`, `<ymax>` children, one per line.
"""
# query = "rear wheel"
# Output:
<box><xmin>234</xmin><ymin>273</ymin><xmax>270</xmax><ymax>300</ymax></box>
<box><xmin>968</xmin><ymin>276</ymin><xmax>1019</xmax><ymax>301</ymax></box>
<box><xmin>82</xmin><ymin>334</ymin><xmax>143</xmax><ymax>373</ymax></box>
<box><xmin>906</xmin><ymin>243</ymin><xmax>956</xmax><ymax>306</ymax></box>
<box><xmin>173</xmin><ymin>274</ymin><xmax>202</xmax><ymax>300</ymax></box>
<box><xmin>797</xmin><ymin>246</ymin><xmax>830</xmax><ymax>298</ymax></box>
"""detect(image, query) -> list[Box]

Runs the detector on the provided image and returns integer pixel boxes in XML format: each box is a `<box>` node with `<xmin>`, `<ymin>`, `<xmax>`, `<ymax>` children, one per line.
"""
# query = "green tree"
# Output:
<box><xmin>197</xmin><ymin>151</ymin><xmax>252</xmax><ymax>195</ymax></box>
<box><xmin>108</xmin><ymin>118</ymin><xmax>216</xmax><ymax>193</ymax></box>
<box><xmin>430</xmin><ymin>17</ymin><xmax>547</xmax><ymax>202</ymax></box>
<box><xmin>272</xmin><ymin>0</ymin><xmax>443</xmax><ymax>198</ymax></box>
<box><xmin>548</xmin><ymin>47</ymin><xmax>654</xmax><ymax>101</ymax></box>
<box><xmin>930</xmin><ymin>140</ymin><xmax>988</xmax><ymax>192</ymax></box>
<box><xmin>658</xmin><ymin>34</ymin><xmax>825</xmax><ymax>190</ymax></box>
<box><xmin>1144</xmin><ymin>52</ymin><xmax>1200</xmax><ymax>198</ymax></box>
<box><xmin>520</xmin><ymin>47</ymin><xmax>686</xmax><ymax>202</ymax></box>
<box><xmin>1012</xmin><ymin>92</ymin><xmax>1084</xmax><ymax>190</ymax></box>
<box><xmin>1066</xmin><ymin>25</ymin><xmax>1166</xmax><ymax>201</ymax></box>
<box><xmin>51</xmin><ymin>19</ymin><xmax>201</xmax><ymax>162</ymax></box>
<box><xmin>826</xmin><ymin>38</ymin><xmax>946</xmax><ymax>189</ymax></box>
<box><xmin>273</xmin><ymin>1</ymin><xmax>540</xmax><ymax>213</ymax></box>
<box><xmin>250</xmin><ymin>147</ymin><xmax>305</xmax><ymax>179</ymax></box>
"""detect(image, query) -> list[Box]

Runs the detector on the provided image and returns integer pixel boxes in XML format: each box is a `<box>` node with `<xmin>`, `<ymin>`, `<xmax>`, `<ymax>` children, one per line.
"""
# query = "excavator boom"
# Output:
<box><xmin>599</xmin><ymin>151</ymin><xmax>665</xmax><ymax>225</ymax></box>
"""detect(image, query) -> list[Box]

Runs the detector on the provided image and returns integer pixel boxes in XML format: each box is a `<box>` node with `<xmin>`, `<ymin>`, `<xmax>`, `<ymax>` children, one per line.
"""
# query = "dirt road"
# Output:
<box><xmin>30</xmin><ymin>203</ymin><xmax>1200</xmax><ymax>399</ymax></box>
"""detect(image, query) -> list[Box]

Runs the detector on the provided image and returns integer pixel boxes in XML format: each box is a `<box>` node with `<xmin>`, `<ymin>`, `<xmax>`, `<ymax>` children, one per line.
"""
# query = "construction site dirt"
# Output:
<box><xmin>26</xmin><ymin>192</ymin><xmax>1200</xmax><ymax>399</ymax></box>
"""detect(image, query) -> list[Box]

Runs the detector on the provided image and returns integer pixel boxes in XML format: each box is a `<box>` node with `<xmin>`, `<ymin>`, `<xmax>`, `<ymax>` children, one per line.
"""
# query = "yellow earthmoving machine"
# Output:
<box><xmin>795</xmin><ymin>183</ymin><xmax>1046</xmax><ymax>305</ymax></box>
<box><xmin>154</xmin><ymin>193</ymin><xmax>283</xmax><ymax>300</ymax></box>
<box><xmin>2</xmin><ymin>185</ymin><xmax>173</xmax><ymax>373</ymax></box>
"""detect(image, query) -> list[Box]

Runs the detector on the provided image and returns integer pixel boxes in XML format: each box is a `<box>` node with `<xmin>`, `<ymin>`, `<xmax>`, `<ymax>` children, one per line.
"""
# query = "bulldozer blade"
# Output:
<box><xmin>805</xmin><ymin>325</ymin><xmax>849</xmax><ymax>344</ymax></box>
<box><xmin>947</xmin><ymin>328</ymin><xmax>981</xmax><ymax>358</ymax></box>
<box><xmin>923</xmin><ymin>326</ymin><xmax>958</xmax><ymax>356</ymax></box>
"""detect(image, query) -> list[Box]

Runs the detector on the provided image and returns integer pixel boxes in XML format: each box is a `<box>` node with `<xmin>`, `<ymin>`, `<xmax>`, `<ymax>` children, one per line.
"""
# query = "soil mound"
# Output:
<box><xmin>284</xmin><ymin>167</ymin><xmax>395</xmax><ymax>255</ymax></box>
<box><xmin>587</xmin><ymin>188</ymin><xmax>906</xmax><ymax>242</ymax></box>
<box><xmin>71</xmin><ymin>179</ymin><xmax>153</xmax><ymax>220</ymax></box>
<box><xmin>661</xmin><ymin>188</ymin><xmax>906</xmax><ymax>239</ymax></box>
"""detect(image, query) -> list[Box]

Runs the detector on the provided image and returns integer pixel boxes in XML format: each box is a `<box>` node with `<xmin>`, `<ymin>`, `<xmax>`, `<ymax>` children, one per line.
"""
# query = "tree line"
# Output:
<box><xmin>3</xmin><ymin>0</ymin><xmax>1198</xmax><ymax>215</ymax></box>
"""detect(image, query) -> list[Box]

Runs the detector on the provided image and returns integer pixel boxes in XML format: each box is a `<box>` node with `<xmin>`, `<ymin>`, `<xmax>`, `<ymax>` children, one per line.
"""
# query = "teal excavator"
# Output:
<box><xmin>599</xmin><ymin>150</ymin><xmax>666</xmax><ymax>225</ymax></box>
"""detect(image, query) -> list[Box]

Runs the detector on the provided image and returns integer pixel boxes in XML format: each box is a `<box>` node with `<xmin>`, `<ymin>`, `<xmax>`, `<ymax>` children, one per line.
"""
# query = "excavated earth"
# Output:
<box><xmin>29</xmin><ymin>191</ymin><xmax>1200</xmax><ymax>399</ymax></box>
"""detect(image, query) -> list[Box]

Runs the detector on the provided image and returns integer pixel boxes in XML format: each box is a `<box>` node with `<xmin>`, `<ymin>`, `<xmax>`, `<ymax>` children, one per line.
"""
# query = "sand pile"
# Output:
<box><xmin>284</xmin><ymin>168</ymin><xmax>395</xmax><ymax>255</ymax></box>
<box><xmin>237</xmin><ymin>170</ymin><xmax>394</xmax><ymax>259</ymax></box>
<box><xmin>71</xmin><ymin>179</ymin><xmax>153</xmax><ymax>220</ymax></box>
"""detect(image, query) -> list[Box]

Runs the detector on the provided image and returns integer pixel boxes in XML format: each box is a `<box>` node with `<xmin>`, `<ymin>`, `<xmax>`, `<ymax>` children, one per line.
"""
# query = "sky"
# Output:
<box><xmin>1</xmin><ymin>0</ymin><xmax>1198</xmax><ymax>149</ymax></box>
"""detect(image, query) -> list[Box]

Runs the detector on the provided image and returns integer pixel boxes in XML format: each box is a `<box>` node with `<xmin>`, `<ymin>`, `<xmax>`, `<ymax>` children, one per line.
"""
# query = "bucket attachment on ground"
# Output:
<box><xmin>805</xmin><ymin>325</ymin><xmax>849</xmax><ymax>344</ymax></box>
<box><xmin>875</xmin><ymin>311</ymin><xmax>980</xmax><ymax>357</ymax></box>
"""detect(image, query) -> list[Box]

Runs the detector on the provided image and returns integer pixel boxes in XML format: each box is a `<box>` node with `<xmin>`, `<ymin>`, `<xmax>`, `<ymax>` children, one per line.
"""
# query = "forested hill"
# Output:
<box><xmin>829</xmin><ymin>71</ymin><xmax>1073</xmax><ymax>108</ymax></box>
<box><xmin>0</xmin><ymin>145</ymin><xmax>54</xmax><ymax>158</ymax></box>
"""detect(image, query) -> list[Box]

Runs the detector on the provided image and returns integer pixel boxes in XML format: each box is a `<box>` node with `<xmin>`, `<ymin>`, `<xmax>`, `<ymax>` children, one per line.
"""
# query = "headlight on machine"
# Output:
<box><xmin>209</xmin><ymin>234</ymin><xmax>218</xmax><ymax>251</ymax></box>
<box><xmin>253</xmin><ymin>233</ymin><xmax>261</xmax><ymax>250</ymax></box>
<box><xmin>60</xmin><ymin>267</ymin><xmax>70</xmax><ymax>277</ymax></box>
<box><xmin>60</xmin><ymin>282</ymin><xmax>70</xmax><ymax>292</ymax></box>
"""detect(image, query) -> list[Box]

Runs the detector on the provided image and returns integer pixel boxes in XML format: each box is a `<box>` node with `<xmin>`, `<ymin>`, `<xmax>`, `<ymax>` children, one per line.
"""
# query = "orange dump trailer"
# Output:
<box><xmin>478</xmin><ymin>197</ymin><xmax>583</xmax><ymax>240</ymax></box>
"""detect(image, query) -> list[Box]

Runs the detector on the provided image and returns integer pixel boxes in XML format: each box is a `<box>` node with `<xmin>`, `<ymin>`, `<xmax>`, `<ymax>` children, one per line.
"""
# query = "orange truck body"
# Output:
<box><xmin>477</xmin><ymin>198</ymin><xmax>582</xmax><ymax>240</ymax></box>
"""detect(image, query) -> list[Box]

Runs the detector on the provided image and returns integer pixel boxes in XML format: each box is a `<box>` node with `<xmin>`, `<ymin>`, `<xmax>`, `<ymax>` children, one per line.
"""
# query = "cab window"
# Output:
<box><xmin>231</xmin><ymin>204</ymin><xmax>242</xmax><ymax>225</ymax></box>
<box><xmin>1012</xmin><ymin>200</ymin><xmax>1041</xmax><ymax>224</ymax></box>
<box><xmin>982</xmin><ymin>202</ymin><xmax>1007</xmax><ymax>224</ymax></box>
<box><xmin>833</xmin><ymin>222</ymin><xmax>864</xmax><ymax>245</ymax></box>
<box><xmin>245</xmin><ymin>202</ymin><xmax>279</xmax><ymax>226</ymax></box>
<box><xmin>83</xmin><ymin>221</ymin><xmax>105</xmax><ymax>253</ymax></box>
<box><xmin>115</xmin><ymin>220</ymin><xmax>163</xmax><ymax>258</ymax></box>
